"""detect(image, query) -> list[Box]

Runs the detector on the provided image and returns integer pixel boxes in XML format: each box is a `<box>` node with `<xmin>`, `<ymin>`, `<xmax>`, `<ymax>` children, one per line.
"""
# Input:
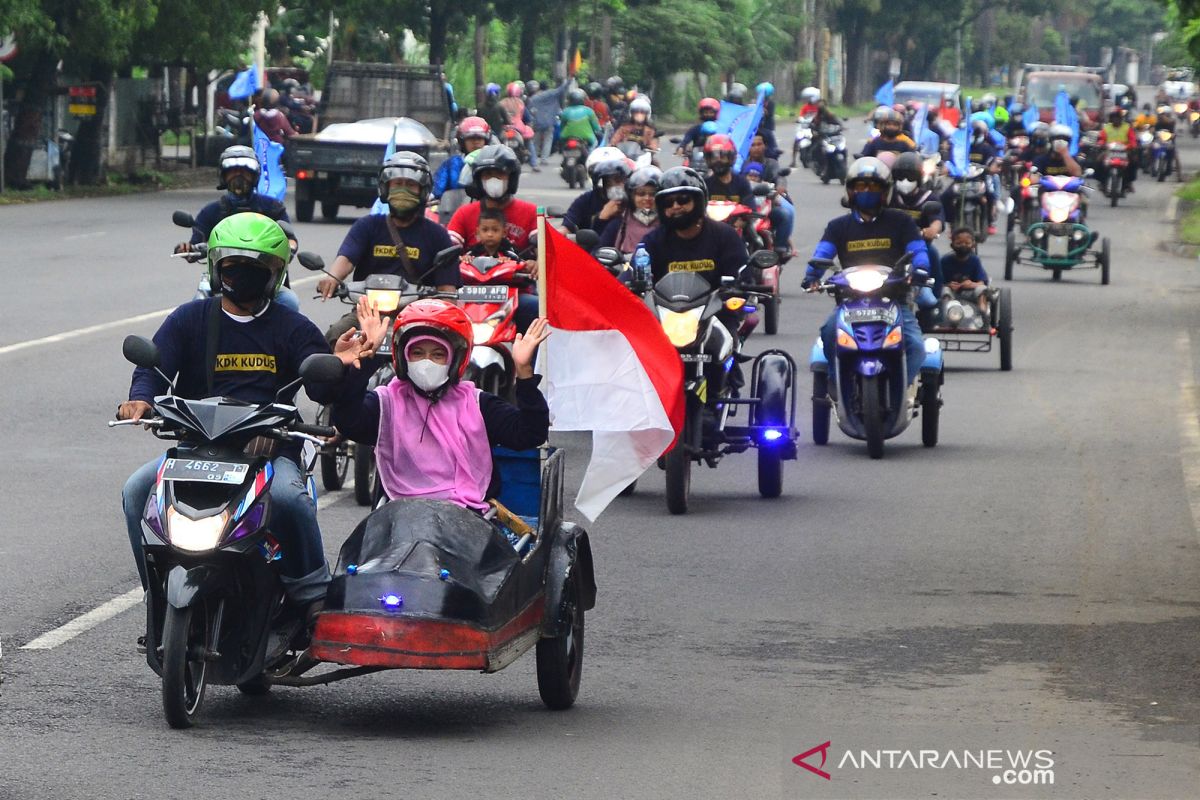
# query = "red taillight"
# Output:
<box><xmin>566</xmin><ymin>138</ymin><xmax>580</xmax><ymax>148</ymax></box>
<box><xmin>295</xmin><ymin>169</ymin><xmax>311</xmax><ymax>180</ymax></box>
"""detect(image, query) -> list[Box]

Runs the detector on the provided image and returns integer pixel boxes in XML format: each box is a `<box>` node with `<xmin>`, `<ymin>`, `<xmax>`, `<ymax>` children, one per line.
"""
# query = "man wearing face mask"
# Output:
<box><xmin>860</xmin><ymin>108</ymin><xmax>917</xmax><ymax>158</ymax></box>
<box><xmin>802</xmin><ymin>157</ymin><xmax>929</xmax><ymax>384</ymax></box>
<box><xmin>563</xmin><ymin>147</ymin><xmax>633</xmax><ymax>235</ymax></box>
<box><xmin>118</xmin><ymin>214</ymin><xmax>347</xmax><ymax>632</ymax></box>
<box><xmin>702</xmin><ymin>135</ymin><xmax>754</xmax><ymax>203</ymax></box>
<box><xmin>319</xmin><ymin>152</ymin><xmax>459</xmax><ymax>346</ymax></box>
<box><xmin>447</xmin><ymin>144</ymin><xmax>540</xmax><ymax>252</ymax></box>
<box><xmin>640</xmin><ymin>167</ymin><xmax>748</xmax><ymax>287</ymax></box>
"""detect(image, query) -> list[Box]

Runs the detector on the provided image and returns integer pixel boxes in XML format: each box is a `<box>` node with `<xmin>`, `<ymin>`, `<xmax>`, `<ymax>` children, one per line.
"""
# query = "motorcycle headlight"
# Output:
<box><xmin>1046</xmin><ymin>194</ymin><xmax>1073</xmax><ymax>223</ymax></box>
<box><xmin>844</xmin><ymin>269</ymin><xmax>888</xmax><ymax>293</ymax></box>
<box><xmin>659</xmin><ymin>307</ymin><xmax>703</xmax><ymax>348</ymax></box>
<box><xmin>366</xmin><ymin>289</ymin><xmax>401</xmax><ymax>314</ymax></box>
<box><xmin>1159</xmin><ymin>131</ymin><xmax>1174</xmax><ymax>142</ymax></box>
<box><xmin>167</xmin><ymin>508</ymin><xmax>229</xmax><ymax>553</ymax></box>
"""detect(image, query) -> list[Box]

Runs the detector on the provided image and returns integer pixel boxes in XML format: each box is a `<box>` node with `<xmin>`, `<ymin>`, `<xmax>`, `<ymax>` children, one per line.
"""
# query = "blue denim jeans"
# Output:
<box><xmin>821</xmin><ymin>305</ymin><xmax>925</xmax><ymax>385</ymax></box>
<box><xmin>275</xmin><ymin>287</ymin><xmax>301</xmax><ymax>313</ymax></box>
<box><xmin>769</xmin><ymin>197</ymin><xmax>795</xmax><ymax>250</ymax></box>
<box><xmin>122</xmin><ymin>455</ymin><xmax>330</xmax><ymax>602</ymax></box>
<box><xmin>533</xmin><ymin>127</ymin><xmax>555</xmax><ymax>162</ymax></box>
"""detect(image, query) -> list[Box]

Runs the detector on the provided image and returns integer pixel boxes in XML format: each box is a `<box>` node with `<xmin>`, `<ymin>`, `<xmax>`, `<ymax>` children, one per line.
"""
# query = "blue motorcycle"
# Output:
<box><xmin>808</xmin><ymin>257</ymin><xmax>944</xmax><ymax>459</ymax></box>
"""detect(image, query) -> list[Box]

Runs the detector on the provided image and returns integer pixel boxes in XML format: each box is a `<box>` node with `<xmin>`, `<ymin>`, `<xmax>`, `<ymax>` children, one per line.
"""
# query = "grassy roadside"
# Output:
<box><xmin>0</xmin><ymin>168</ymin><xmax>211</xmax><ymax>205</ymax></box>
<box><xmin>1176</xmin><ymin>178</ymin><xmax>1200</xmax><ymax>246</ymax></box>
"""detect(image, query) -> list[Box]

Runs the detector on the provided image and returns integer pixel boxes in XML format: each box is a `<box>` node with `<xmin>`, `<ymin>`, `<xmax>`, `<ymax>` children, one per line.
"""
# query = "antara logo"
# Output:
<box><xmin>792</xmin><ymin>741</ymin><xmax>833</xmax><ymax>780</ymax></box>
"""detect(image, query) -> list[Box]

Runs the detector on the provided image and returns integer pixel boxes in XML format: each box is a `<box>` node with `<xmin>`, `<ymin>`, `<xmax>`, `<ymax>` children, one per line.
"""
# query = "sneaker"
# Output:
<box><xmin>987</xmin><ymin>224</ymin><xmax>998</xmax><ymax>235</ymax></box>
<box><xmin>136</xmin><ymin>635</ymin><xmax>148</xmax><ymax>655</ymax></box>
<box><xmin>531</xmin><ymin>166</ymin><xmax>541</xmax><ymax>173</ymax></box>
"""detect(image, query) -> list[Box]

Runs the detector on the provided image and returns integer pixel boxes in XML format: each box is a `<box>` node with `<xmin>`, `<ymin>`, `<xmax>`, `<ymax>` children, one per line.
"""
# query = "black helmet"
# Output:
<box><xmin>567</xmin><ymin>87</ymin><xmax>587</xmax><ymax>106</ymax></box>
<box><xmin>626</xmin><ymin>165</ymin><xmax>663</xmax><ymax>204</ymax></box>
<box><xmin>524</xmin><ymin>79</ymin><xmax>541</xmax><ymax>95</ymax></box>
<box><xmin>377</xmin><ymin>151</ymin><xmax>432</xmax><ymax>205</ymax></box>
<box><xmin>469</xmin><ymin>143</ymin><xmax>522</xmax><ymax>198</ymax></box>
<box><xmin>655</xmin><ymin>167</ymin><xmax>708</xmax><ymax>229</ymax></box>
<box><xmin>605</xmin><ymin>75</ymin><xmax>625</xmax><ymax>95</ymax></box>
<box><xmin>890</xmin><ymin>152</ymin><xmax>925</xmax><ymax>198</ymax></box>
<box><xmin>586</xmin><ymin>81</ymin><xmax>604</xmax><ymax>99</ymax></box>
<box><xmin>217</xmin><ymin>145</ymin><xmax>260</xmax><ymax>191</ymax></box>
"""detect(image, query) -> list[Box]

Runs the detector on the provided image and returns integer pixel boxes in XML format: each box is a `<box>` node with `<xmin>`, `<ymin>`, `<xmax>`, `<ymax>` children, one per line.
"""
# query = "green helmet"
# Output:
<box><xmin>207</xmin><ymin>212</ymin><xmax>290</xmax><ymax>301</ymax></box>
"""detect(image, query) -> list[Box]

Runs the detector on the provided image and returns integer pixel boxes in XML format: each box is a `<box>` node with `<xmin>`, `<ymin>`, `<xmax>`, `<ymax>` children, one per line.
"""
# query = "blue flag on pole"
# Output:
<box><xmin>251</xmin><ymin>115</ymin><xmax>286</xmax><ymax>202</ymax></box>
<box><xmin>1022</xmin><ymin>104</ymin><xmax>1039</xmax><ymax>132</ymax></box>
<box><xmin>717</xmin><ymin>93</ymin><xmax>766</xmax><ymax>173</ymax></box>
<box><xmin>1054</xmin><ymin>90</ymin><xmax>1080</xmax><ymax>156</ymax></box>
<box><xmin>911</xmin><ymin>103</ymin><xmax>928</xmax><ymax>148</ymax></box>
<box><xmin>370</xmin><ymin>122</ymin><xmax>399</xmax><ymax>215</ymax></box>
<box><xmin>874</xmin><ymin>79</ymin><xmax>894</xmax><ymax>107</ymax></box>
<box><xmin>948</xmin><ymin>126</ymin><xmax>969</xmax><ymax>178</ymax></box>
<box><xmin>228</xmin><ymin>65</ymin><xmax>259</xmax><ymax>101</ymax></box>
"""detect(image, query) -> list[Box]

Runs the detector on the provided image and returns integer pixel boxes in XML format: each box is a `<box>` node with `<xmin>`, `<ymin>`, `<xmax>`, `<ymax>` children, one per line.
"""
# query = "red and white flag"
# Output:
<box><xmin>536</xmin><ymin>224</ymin><xmax>684</xmax><ymax>520</ymax></box>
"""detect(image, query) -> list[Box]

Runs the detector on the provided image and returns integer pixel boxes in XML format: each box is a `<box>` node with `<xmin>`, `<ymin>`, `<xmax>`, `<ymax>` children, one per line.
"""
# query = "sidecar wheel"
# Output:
<box><xmin>537</xmin><ymin>572</ymin><xmax>584</xmax><ymax>710</ymax></box>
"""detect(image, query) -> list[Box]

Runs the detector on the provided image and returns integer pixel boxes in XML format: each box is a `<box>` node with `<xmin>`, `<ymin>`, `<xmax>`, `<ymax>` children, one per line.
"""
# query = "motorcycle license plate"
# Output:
<box><xmin>1047</xmin><ymin>235</ymin><xmax>1069</xmax><ymax>258</ymax></box>
<box><xmin>458</xmin><ymin>285</ymin><xmax>510</xmax><ymax>304</ymax></box>
<box><xmin>340</xmin><ymin>175</ymin><xmax>374</xmax><ymax>188</ymax></box>
<box><xmin>844</xmin><ymin>308</ymin><xmax>893</xmax><ymax>323</ymax></box>
<box><xmin>679</xmin><ymin>353</ymin><xmax>711</xmax><ymax>363</ymax></box>
<box><xmin>161</xmin><ymin>458</ymin><xmax>249</xmax><ymax>485</ymax></box>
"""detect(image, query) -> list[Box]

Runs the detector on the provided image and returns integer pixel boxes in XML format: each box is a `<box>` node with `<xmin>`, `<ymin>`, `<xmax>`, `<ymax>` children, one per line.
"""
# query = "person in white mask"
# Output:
<box><xmin>328</xmin><ymin>297</ymin><xmax>551</xmax><ymax>510</ymax></box>
<box><xmin>562</xmin><ymin>146</ymin><xmax>633</xmax><ymax>236</ymax></box>
<box><xmin>447</xmin><ymin>144</ymin><xmax>540</xmax><ymax>252</ymax></box>
<box><xmin>598</xmin><ymin>165</ymin><xmax>662</xmax><ymax>255</ymax></box>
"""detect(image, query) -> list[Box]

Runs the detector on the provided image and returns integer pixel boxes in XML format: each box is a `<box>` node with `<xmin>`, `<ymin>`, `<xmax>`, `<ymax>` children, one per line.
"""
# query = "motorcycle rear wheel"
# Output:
<box><xmin>536</xmin><ymin>571</ymin><xmax>584</xmax><ymax>710</ymax></box>
<box><xmin>161</xmin><ymin>602</ymin><xmax>212</xmax><ymax>729</ymax></box>
<box><xmin>763</xmin><ymin>294</ymin><xmax>779</xmax><ymax>335</ymax></box>
<box><xmin>920</xmin><ymin>376</ymin><xmax>940</xmax><ymax>447</ymax></box>
<box><xmin>812</xmin><ymin>371</ymin><xmax>830</xmax><ymax>445</ymax></box>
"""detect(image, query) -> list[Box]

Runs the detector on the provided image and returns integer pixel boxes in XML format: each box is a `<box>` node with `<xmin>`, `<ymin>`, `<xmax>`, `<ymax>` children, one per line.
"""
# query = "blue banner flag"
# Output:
<box><xmin>1022</xmin><ymin>104</ymin><xmax>1039</xmax><ymax>132</ymax></box>
<box><xmin>949</xmin><ymin>126</ymin><xmax>969</xmax><ymax>178</ymax></box>
<box><xmin>1054</xmin><ymin>90</ymin><xmax>1080</xmax><ymax>155</ymax></box>
<box><xmin>911</xmin><ymin>103</ymin><xmax>928</xmax><ymax>148</ymax></box>
<box><xmin>228</xmin><ymin>65</ymin><xmax>259</xmax><ymax>101</ymax></box>
<box><xmin>874</xmin><ymin>79</ymin><xmax>894</xmax><ymax>107</ymax></box>
<box><xmin>717</xmin><ymin>93</ymin><xmax>766</xmax><ymax>173</ymax></box>
<box><xmin>251</xmin><ymin>115</ymin><xmax>286</xmax><ymax>202</ymax></box>
<box><xmin>370</xmin><ymin>122</ymin><xmax>399</xmax><ymax>215</ymax></box>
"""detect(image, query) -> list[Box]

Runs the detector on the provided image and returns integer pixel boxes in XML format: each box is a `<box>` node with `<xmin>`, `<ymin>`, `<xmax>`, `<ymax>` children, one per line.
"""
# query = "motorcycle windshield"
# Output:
<box><xmin>653</xmin><ymin>271</ymin><xmax>715</xmax><ymax>308</ymax></box>
<box><xmin>155</xmin><ymin>396</ymin><xmax>294</xmax><ymax>441</ymax></box>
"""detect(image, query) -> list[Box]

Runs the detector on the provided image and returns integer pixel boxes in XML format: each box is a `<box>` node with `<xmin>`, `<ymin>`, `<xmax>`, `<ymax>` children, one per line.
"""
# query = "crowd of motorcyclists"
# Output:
<box><xmin>119</xmin><ymin>70</ymin><xmax>1185</xmax><ymax>670</ymax></box>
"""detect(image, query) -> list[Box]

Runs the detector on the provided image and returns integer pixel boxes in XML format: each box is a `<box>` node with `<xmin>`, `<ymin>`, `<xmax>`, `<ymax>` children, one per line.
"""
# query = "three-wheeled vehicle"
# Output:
<box><xmin>1004</xmin><ymin>171</ymin><xmax>1110</xmax><ymax>284</ymax></box>
<box><xmin>924</xmin><ymin>287</ymin><xmax>1014</xmax><ymax>371</ymax></box>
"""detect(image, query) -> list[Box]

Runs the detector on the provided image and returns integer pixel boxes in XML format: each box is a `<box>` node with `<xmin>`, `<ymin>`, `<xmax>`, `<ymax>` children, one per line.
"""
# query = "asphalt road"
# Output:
<box><xmin>1</xmin><ymin>119</ymin><xmax>1198</xmax><ymax>800</ymax></box>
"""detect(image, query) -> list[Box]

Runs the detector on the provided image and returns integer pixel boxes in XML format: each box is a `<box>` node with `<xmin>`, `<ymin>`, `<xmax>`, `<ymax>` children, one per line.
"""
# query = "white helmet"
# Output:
<box><xmin>629</xmin><ymin>95</ymin><xmax>652</xmax><ymax>119</ymax></box>
<box><xmin>585</xmin><ymin>145</ymin><xmax>626</xmax><ymax>172</ymax></box>
<box><xmin>801</xmin><ymin>86</ymin><xmax>821</xmax><ymax>104</ymax></box>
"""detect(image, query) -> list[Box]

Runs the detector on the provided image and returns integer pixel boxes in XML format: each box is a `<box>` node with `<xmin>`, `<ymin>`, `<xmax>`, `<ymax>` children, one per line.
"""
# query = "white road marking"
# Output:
<box><xmin>19</xmin><ymin>477</ymin><xmax>353</xmax><ymax>650</ymax></box>
<box><xmin>63</xmin><ymin>231</ymin><xmax>108</xmax><ymax>241</ymax></box>
<box><xmin>0</xmin><ymin>275</ymin><xmax>320</xmax><ymax>358</ymax></box>
<box><xmin>1176</xmin><ymin>332</ymin><xmax>1200</xmax><ymax>542</ymax></box>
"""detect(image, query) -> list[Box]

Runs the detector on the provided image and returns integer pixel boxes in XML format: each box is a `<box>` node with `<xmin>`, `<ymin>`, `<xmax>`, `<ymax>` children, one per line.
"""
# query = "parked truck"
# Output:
<box><xmin>286</xmin><ymin>62</ymin><xmax>453</xmax><ymax>222</ymax></box>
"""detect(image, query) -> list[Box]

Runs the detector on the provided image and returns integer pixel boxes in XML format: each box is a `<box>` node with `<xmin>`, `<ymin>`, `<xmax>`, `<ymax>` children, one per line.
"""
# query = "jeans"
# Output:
<box><xmin>533</xmin><ymin>127</ymin><xmax>555</xmax><ymax>162</ymax></box>
<box><xmin>769</xmin><ymin>197</ymin><xmax>795</xmax><ymax>250</ymax></box>
<box><xmin>122</xmin><ymin>455</ymin><xmax>330</xmax><ymax>603</ymax></box>
<box><xmin>275</xmin><ymin>287</ymin><xmax>301</xmax><ymax>313</ymax></box>
<box><xmin>821</xmin><ymin>305</ymin><xmax>926</xmax><ymax>385</ymax></box>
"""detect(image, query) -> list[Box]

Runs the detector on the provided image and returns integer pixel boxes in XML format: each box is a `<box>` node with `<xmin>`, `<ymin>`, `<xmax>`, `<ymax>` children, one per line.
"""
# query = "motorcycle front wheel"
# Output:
<box><xmin>161</xmin><ymin>601</ymin><xmax>213</xmax><ymax>728</ymax></box>
<box><xmin>860</xmin><ymin>374</ymin><xmax>886</xmax><ymax>460</ymax></box>
<box><xmin>664</xmin><ymin>444</ymin><xmax>691</xmax><ymax>515</ymax></box>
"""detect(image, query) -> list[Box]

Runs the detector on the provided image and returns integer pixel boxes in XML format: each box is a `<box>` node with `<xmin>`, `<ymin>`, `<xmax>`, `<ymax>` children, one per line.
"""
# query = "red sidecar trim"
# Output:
<box><xmin>310</xmin><ymin>594</ymin><xmax>546</xmax><ymax>671</ymax></box>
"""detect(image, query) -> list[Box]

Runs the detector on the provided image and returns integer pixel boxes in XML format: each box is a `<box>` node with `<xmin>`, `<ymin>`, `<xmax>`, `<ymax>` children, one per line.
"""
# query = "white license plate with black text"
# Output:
<box><xmin>161</xmin><ymin>458</ymin><xmax>249</xmax><ymax>485</ymax></box>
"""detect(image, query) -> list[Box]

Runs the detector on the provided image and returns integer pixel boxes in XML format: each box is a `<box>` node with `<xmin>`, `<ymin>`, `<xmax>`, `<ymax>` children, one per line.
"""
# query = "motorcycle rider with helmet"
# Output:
<box><xmin>1098</xmin><ymin>106</ymin><xmax>1138</xmax><ymax>193</ymax></box>
<box><xmin>860</xmin><ymin>108</ymin><xmax>917</xmax><ymax>157</ymax></box>
<box><xmin>798</xmin><ymin>86</ymin><xmax>822</xmax><ymax>119</ymax></box>
<box><xmin>757</xmin><ymin>82</ymin><xmax>776</xmax><ymax>132</ymax></box>
<box><xmin>499</xmin><ymin>81</ymin><xmax>534</xmax><ymax>139</ymax></box>
<box><xmin>703</xmin><ymin>134</ymin><xmax>753</xmax><ymax>203</ymax></box>
<box><xmin>433</xmin><ymin>116</ymin><xmax>494</xmax><ymax>225</ymax></box>
<box><xmin>890</xmin><ymin>151</ymin><xmax>946</xmax><ymax>315</ymax></box>
<box><xmin>677</xmin><ymin>98</ymin><xmax>723</xmax><ymax>157</ymax></box>
<box><xmin>253</xmin><ymin>88</ymin><xmax>297</xmax><ymax>144</ymax></box>
<box><xmin>319</xmin><ymin>152</ymin><xmax>460</xmax><ymax>344</ymax></box>
<box><xmin>745</xmin><ymin>132</ymin><xmax>795</xmax><ymax>257</ymax></box>
<box><xmin>448</xmin><ymin>144</ymin><xmax>540</xmax><ymax>254</ymax></box>
<box><xmin>479</xmin><ymin>82</ymin><xmax>510</xmax><ymax>135</ymax></box>
<box><xmin>1031</xmin><ymin>124</ymin><xmax>1083</xmax><ymax>177</ymax></box>
<box><xmin>609</xmin><ymin>96</ymin><xmax>660</xmax><ymax>155</ymax></box>
<box><xmin>175</xmin><ymin>145</ymin><xmax>301</xmax><ymax>312</ymax></box>
<box><xmin>119</xmin><ymin>213</ymin><xmax>346</xmax><ymax>625</ymax></box>
<box><xmin>326</xmin><ymin>298</ymin><xmax>551</xmax><ymax>511</ymax></box>
<box><xmin>563</xmin><ymin>146</ymin><xmax>633</xmax><ymax>234</ymax></box>
<box><xmin>585</xmin><ymin>81</ymin><xmax>611</xmax><ymax>128</ymax></box>
<box><xmin>599</xmin><ymin>165</ymin><xmax>663</xmax><ymax>254</ymax></box>
<box><xmin>605</xmin><ymin>76</ymin><xmax>629</xmax><ymax>126</ymax></box>
<box><xmin>802</xmin><ymin>157</ymin><xmax>930</xmax><ymax>384</ymax></box>
<box><xmin>639</xmin><ymin>167</ymin><xmax>748</xmax><ymax>286</ymax></box>
<box><xmin>558</xmin><ymin>87</ymin><xmax>603</xmax><ymax>150</ymax></box>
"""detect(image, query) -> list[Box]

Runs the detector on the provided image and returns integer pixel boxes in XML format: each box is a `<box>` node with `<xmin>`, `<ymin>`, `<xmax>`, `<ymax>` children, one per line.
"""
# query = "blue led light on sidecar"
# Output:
<box><xmin>380</xmin><ymin>593</ymin><xmax>403</xmax><ymax>611</ymax></box>
<box><xmin>438</xmin><ymin>569</ymin><xmax>451</xmax><ymax>581</ymax></box>
<box><xmin>762</xmin><ymin>429</ymin><xmax>785</xmax><ymax>442</ymax></box>
<box><xmin>347</xmin><ymin>564</ymin><xmax>358</xmax><ymax>575</ymax></box>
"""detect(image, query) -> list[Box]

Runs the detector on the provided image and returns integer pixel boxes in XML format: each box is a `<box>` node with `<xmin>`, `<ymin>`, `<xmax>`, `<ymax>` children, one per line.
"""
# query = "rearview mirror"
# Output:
<box><xmin>434</xmin><ymin>244</ymin><xmax>463</xmax><ymax>264</ymax></box>
<box><xmin>574</xmin><ymin>228</ymin><xmax>600</xmax><ymax>252</ymax></box>
<box><xmin>752</xmin><ymin>182</ymin><xmax>772</xmax><ymax>197</ymax></box>
<box><xmin>122</xmin><ymin>335</ymin><xmax>161</xmax><ymax>369</ymax></box>
<box><xmin>751</xmin><ymin>249</ymin><xmax>779</xmax><ymax>269</ymax></box>
<box><xmin>277</xmin><ymin>220</ymin><xmax>297</xmax><ymax>241</ymax></box>
<box><xmin>544</xmin><ymin>206</ymin><xmax>566</xmax><ymax>218</ymax></box>
<box><xmin>777</xmin><ymin>167</ymin><xmax>792</xmax><ymax>177</ymax></box>
<box><xmin>808</xmin><ymin>257</ymin><xmax>835</xmax><ymax>270</ymax></box>
<box><xmin>593</xmin><ymin>247</ymin><xmax>622</xmax><ymax>268</ymax></box>
<box><xmin>171</xmin><ymin>210</ymin><xmax>195</xmax><ymax>229</ymax></box>
<box><xmin>669</xmin><ymin>136</ymin><xmax>682</xmax><ymax>144</ymax></box>
<box><xmin>297</xmin><ymin>251</ymin><xmax>325</xmax><ymax>271</ymax></box>
<box><xmin>299</xmin><ymin>353</ymin><xmax>346</xmax><ymax>386</ymax></box>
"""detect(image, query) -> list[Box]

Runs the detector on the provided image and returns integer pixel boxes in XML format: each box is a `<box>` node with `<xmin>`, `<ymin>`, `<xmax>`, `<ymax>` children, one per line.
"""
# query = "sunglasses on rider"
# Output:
<box><xmin>660</xmin><ymin>194</ymin><xmax>694</xmax><ymax>207</ymax></box>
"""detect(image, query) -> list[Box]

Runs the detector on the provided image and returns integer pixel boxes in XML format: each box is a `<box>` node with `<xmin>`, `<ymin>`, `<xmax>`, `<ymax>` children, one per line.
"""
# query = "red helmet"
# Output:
<box><xmin>698</xmin><ymin>97</ymin><xmax>721</xmax><ymax>117</ymax></box>
<box><xmin>392</xmin><ymin>299</ymin><xmax>474</xmax><ymax>382</ymax></box>
<box><xmin>703</xmin><ymin>133</ymin><xmax>737</xmax><ymax>157</ymax></box>
<box><xmin>456</xmin><ymin>116</ymin><xmax>491</xmax><ymax>148</ymax></box>
<box><xmin>506</xmin><ymin>81</ymin><xmax>524</xmax><ymax>98</ymax></box>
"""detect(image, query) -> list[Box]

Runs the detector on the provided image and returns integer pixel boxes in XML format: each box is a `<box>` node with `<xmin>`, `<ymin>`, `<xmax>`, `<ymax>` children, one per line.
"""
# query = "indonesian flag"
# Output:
<box><xmin>536</xmin><ymin>224</ymin><xmax>684</xmax><ymax>521</ymax></box>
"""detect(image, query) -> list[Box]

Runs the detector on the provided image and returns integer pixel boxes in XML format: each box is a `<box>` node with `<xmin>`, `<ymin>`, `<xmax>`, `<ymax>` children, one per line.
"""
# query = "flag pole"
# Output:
<box><xmin>537</xmin><ymin>207</ymin><xmax>547</xmax><ymax>318</ymax></box>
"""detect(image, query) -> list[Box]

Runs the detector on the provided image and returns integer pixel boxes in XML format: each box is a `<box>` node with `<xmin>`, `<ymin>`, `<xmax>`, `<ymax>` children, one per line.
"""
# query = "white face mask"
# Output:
<box><xmin>407</xmin><ymin>359</ymin><xmax>451</xmax><ymax>392</ymax></box>
<box><xmin>633</xmin><ymin>207</ymin><xmax>657</xmax><ymax>224</ymax></box>
<box><xmin>606</xmin><ymin>186</ymin><xmax>626</xmax><ymax>202</ymax></box>
<box><xmin>482</xmin><ymin>177</ymin><xmax>508</xmax><ymax>199</ymax></box>
<box><xmin>895</xmin><ymin>179</ymin><xmax>917</xmax><ymax>195</ymax></box>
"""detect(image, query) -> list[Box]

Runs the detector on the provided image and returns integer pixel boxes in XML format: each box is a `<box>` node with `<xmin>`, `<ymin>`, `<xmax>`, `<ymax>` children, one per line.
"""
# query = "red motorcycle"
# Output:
<box><xmin>458</xmin><ymin>253</ymin><xmax>533</xmax><ymax>397</ymax></box>
<box><xmin>707</xmin><ymin>195</ymin><xmax>782</xmax><ymax>334</ymax></box>
<box><xmin>1102</xmin><ymin>143</ymin><xmax>1129</xmax><ymax>206</ymax></box>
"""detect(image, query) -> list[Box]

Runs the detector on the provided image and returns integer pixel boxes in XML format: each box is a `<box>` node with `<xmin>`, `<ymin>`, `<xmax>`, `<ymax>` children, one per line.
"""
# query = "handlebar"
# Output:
<box><xmin>108</xmin><ymin>418</ymin><xmax>164</xmax><ymax>428</ymax></box>
<box><xmin>293</xmin><ymin>422</ymin><xmax>337</xmax><ymax>438</ymax></box>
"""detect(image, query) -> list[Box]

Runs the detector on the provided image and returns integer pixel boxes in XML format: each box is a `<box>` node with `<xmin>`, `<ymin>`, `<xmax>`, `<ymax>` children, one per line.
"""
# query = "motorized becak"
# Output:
<box><xmin>925</xmin><ymin>287</ymin><xmax>1014</xmax><ymax>371</ymax></box>
<box><xmin>1004</xmin><ymin>172</ymin><xmax>1110</xmax><ymax>284</ymax></box>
